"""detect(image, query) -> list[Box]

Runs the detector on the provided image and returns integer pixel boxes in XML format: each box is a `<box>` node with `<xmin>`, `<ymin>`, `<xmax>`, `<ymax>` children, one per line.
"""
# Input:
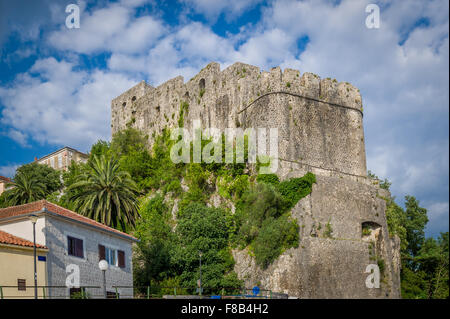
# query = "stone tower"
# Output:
<box><xmin>111</xmin><ymin>62</ymin><xmax>401</xmax><ymax>298</ymax></box>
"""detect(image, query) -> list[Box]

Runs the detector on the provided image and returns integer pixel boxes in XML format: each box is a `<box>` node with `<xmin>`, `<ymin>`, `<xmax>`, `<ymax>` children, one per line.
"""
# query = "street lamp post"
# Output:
<box><xmin>199</xmin><ymin>251</ymin><xmax>202</xmax><ymax>296</ymax></box>
<box><xmin>29</xmin><ymin>214</ymin><xmax>38</xmax><ymax>300</ymax></box>
<box><xmin>98</xmin><ymin>260</ymin><xmax>109</xmax><ymax>299</ymax></box>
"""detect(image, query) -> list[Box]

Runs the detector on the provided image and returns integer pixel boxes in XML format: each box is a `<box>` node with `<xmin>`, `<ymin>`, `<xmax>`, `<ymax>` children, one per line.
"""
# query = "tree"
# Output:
<box><xmin>133</xmin><ymin>195</ymin><xmax>175</xmax><ymax>289</ymax></box>
<box><xmin>110</xmin><ymin>127</ymin><xmax>147</xmax><ymax>158</ymax></box>
<box><xmin>385</xmin><ymin>198</ymin><xmax>408</xmax><ymax>252</ymax></box>
<box><xmin>404</xmin><ymin>196</ymin><xmax>429</xmax><ymax>259</ymax></box>
<box><xmin>172</xmin><ymin>202</ymin><xmax>242</xmax><ymax>292</ymax></box>
<box><xmin>119</xmin><ymin>147</ymin><xmax>152</xmax><ymax>191</ymax></box>
<box><xmin>15</xmin><ymin>162</ymin><xmax>62</xmax><ymax>195</ymax></box>
<box><xmin>415</xmin><ymin>232</ymin><xmax>449</xmax><ymax>299</ymax></box>
<box><xmin>3</xmin><ymin>172</ymin><xmax>47</xmax><ymax>205</ymax></box>
<box><xmin>67</xmin><ymin>155</ymin><xmax>140</xmax><ymax>230</ymax></box>
<box><xmin>89</xmin><ymin>140</ymin><xmax>111</xmax><ymax>162</ymax></box>
<box><xmin>49</xmin><ymin>161</ymin><xmax>89</xmax><ymax>210</ymax></box>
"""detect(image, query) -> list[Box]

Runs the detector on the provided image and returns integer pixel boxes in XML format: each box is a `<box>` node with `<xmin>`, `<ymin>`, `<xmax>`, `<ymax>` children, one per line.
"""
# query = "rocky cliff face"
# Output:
<box><xmin>111</xmin><ymin>62</ymin><xmax>401</xmax><ymax>298</ymax></box>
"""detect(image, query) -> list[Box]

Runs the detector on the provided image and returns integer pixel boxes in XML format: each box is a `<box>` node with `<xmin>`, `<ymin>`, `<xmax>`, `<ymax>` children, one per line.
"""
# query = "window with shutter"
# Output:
<box><xmin>118</xmin><ymin>250</ymin><xmax>125</xmax><ymax>268</ymax></box>
<box><xmin>68</xmin><ymin>236</ymin><xmax>84</xmax><ymax>258</ymax></box>
<box><xmin>18</xmin><ymin>279</ymin><xmax>26</xmax><ymax>291</ymax></box>
<box><xmin>98</xmin><ymin>244</ymin><xmax>105</xmax><ymax>261</ymax></box>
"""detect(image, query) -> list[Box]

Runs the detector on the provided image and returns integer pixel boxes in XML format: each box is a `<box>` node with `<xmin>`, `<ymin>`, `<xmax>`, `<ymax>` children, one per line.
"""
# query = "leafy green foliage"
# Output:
<box><xmin>256</xmin><ymin>174</ymin><xmax>280</xmax><ymax>186</ymax></box>
<box><xmin>367</xmin><ymin>170</ymin><xmax>391</xmax><ymax>190</ymax></box>
<box><xmin>89</xmin><ymin>140</ymin><xmax>111</xmax><ymax>161</ymax></box>
<box><xmin>173</xmin><ymin>203</ymin><xmax>242</xmax><ymax>291</ymax></box>
<box><xmin>277</xmin><ymin>172</ymin><xmax>316</xmax><ymax>210</ymax></box>
<box><xmin>144</xmin><ymin>128</ymin><xmax>184</xmax><ymax>194</ymax></box>
<box><xmin>2</xmin><ymin>161</ymin><xmax>61</xmax><ymax>206</ymax></box>
<box><xmin>401</xmin><ymin>232</ymin><xmax>449</xmax><ymax>299</ymax></box>
<box><xmin>110</xmin><ymin>127</ymin><xmax>148</xmax><ymax>158</ymax></box>
<box><xmin>178</xmin><ymin>101</ymin><xmax>189</xmax><ymax>127</ymax></box>
<box><xmin>379</xmin><ymin>185</ymin><xmax>447</xmax><ymax>298</ymax></box>
<box><xmin>16</xmin><ymin>162</ymin><xmax>62</xmax><ymax>195</ymax></box>
<box><xmin>323</xmin><ymin>219</ymin><xmax>333</xmax><ymax>238</ymax></box>
<box><xmin>119</xmin><ymin>147</ymin><xmax>152</xmax><ymax>190</ymax></box>
<box><xmin>2</xmin><ymin>171</ymin><xmax>47</xmax><ymax>205</ymax></box>
<box><xmin>134</xmin><ymin>198</ymin><xmax>243</xmax><ymax>294</ymax></box>
<box><xmin>252</xmin><ymin>215</ymin><xmax>299</xmax><ymax>268</ymax></box>
<box><xmin>234</xmin><ymin>172</ymin><xmax>315</xmax><ymax>268</ymax></box>
<box><xmin>134</xmin><ymin>195</ymin><xmax>175</xmax><ymax>288</ymax></box>
<box><xmin>67</xmin><ymin>155</ymin><xmax>140</xmax><ymax>230</ymax></box>
<box><xmin>404</xmin><ymin>195</ymin><xmax>429</xmax><ymax>258</ymax></box>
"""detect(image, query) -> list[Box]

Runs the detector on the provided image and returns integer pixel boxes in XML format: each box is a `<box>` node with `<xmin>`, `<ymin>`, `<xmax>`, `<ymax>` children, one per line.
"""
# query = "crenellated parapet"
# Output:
<box><xmin>111</xmin><ymin>62</ymin><xmax>366</xmax><ymax>177</ymax></box>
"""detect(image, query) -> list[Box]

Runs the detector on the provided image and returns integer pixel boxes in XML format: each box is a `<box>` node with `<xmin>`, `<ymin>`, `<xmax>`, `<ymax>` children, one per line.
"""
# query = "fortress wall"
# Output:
<box><xmin>111</xmin><ymin>80</ymin><xmax>153</xmax><ymax>136</ymax></box>
<box><xmin>232</xmin><ymin>173</ymin><xmax>401</xmax><ymax>299</ymax></box>
<box><xmin>111</xmin><ymin>62</ymin><xmax>366</xmax><ymax>177</ymax></box>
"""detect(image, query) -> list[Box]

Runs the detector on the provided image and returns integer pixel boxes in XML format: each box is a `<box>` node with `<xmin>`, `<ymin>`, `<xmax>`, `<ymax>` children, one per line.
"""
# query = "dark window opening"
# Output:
<box><xmin>118</xmin><ymin>250</ymin><xmax>125</xmax><ymax>268</ymax></box>
<box><xmin>199</xmin><ymin>78</ymin><xmax>205</xmax><ymax>91</ymax></box>
<box><xmin>18</xmin><ymin>279</ymin><xmax>26</xmax><ymax>291</ymax></box>
<box><xmin>68</xmin><ymin>236</ymin><xmax>84</xmax><ymax>258</ymax></box>
<box><xmin>99</xmin><ymin>244</ymin><xmax>106</xmax><ymax>261</ymax></box>
<box><xmin>131</xmin><ymin>96</ymin><xmax>136</xmax><ymax>101</ymax></box>
<box><xmin>122</xmin><ymin>102</ymin><xmax>126</xmax><ymax>107</ymax></box>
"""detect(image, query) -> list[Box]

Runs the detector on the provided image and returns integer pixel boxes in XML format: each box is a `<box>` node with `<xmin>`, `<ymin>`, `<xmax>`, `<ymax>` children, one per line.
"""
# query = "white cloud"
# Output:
<box><xmin>6</xmin><ymin>129</ymin><xmax>30</xmax><ymax>147</ymax></box>
<box><xmin>427</xmin><ymin>201</ymin><xmax>449</xmax><ymax>220</ymax></box>
<box><xmin>0</xmin><ymin>164</ymin><xmax>19</xmax><ymax>178</ymax></box>
<box><xmin>0</xmin><ymin>57</ymin><xmax>138</xmax><ymax>150</ymax></box>
<box><xmin>181</xmin><ymin>0</ymin><xmax>263</xmax><ymax>22</ymax></box>
<box><xmin>48</xmin><ymin>2</ymin><xmax>165</xmax><ymax>54</ymax></box>
<box><xmin>424</xmin><ymin>201</ymin><xmax>449</xmax><ymax>235</ymax></box>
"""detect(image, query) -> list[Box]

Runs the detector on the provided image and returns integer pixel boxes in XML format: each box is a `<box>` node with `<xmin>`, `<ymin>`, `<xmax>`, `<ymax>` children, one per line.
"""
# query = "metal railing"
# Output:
<box><xmin>0</xmin><ymin>285</ymin><xmax>101</xmax><ymax>299</ymax></box>
<box><xmin>0</xmin><ymin>285</ymin><xmax>288</xmax><ymax>299</ymax></box>
<box><xmin>112</xmin><ymin>286</ymin><xmax>287</xmax><ymax>299</ymax></box>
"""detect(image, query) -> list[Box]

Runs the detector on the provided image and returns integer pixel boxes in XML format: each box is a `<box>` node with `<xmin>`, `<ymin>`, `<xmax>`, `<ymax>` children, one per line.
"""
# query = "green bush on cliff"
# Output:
<box><xmin>234</xmin><ymin>172</ymin><xmax>315</xmax><ymax>268</ymax></box>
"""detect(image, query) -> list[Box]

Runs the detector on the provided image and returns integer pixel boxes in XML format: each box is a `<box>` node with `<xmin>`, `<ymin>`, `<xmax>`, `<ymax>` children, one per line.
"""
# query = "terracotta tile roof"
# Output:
<box><xmin>0</xmin><ymin>200</ymin><xmax>137</xmax><ymax>242</ymax></box>
<box><xmin>0</xmin><ymin>230</ymin><xmax>47</xmax><ymax>249</ymax></box>
<box><xmin>0</xmin><ymin>176</ymin><xmax>11</xmax><ymax>183</ymax></box>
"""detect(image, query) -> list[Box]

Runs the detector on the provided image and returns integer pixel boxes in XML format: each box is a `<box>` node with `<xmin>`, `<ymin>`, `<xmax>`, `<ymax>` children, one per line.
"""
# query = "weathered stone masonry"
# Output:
<box><xmin>111</xmin><ymin>62</ymin><xmax>401</xmax><ymax>298</ymax></box>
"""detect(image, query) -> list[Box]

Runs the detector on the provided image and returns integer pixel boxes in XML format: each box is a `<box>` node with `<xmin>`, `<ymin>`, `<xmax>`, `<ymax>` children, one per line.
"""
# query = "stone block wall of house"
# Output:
<box><xmin>44</xmin><ymin>216</ymin><xmax>134</xmax><ymax>299</ymax></box>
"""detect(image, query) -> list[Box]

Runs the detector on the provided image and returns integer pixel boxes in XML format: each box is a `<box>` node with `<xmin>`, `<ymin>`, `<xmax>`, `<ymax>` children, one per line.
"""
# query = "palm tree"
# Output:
<box><xmin>68</xmin><ymin>155</ymin><xmax>140</xmax><ymax>229</ymax></box>
<box><xmin>4</xmin><ymin>172</ymin><xmax>46</xmax><ymax>205</ymax></box>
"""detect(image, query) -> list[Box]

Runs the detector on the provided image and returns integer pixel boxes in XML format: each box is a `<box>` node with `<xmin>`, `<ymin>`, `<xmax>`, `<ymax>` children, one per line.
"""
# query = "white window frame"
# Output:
<box><xmin>101</xmin><ymin>243</ymin><xmax>121</xmax><ymax>268</ymax></box>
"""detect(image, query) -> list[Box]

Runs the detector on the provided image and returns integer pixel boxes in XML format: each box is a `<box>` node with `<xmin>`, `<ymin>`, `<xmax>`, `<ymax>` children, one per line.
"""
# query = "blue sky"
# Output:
<box><xmin>0</xmin><ymin>0</ymin><xmax>448</xmax><ymax>237</ymax></box>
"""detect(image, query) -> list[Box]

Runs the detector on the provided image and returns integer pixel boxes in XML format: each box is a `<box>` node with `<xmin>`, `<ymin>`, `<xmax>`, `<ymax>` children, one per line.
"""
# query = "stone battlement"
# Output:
<box><xmin>111</xmin><ymin>62</ymin><xmax>367</xmax><ymax>177</ymax></box>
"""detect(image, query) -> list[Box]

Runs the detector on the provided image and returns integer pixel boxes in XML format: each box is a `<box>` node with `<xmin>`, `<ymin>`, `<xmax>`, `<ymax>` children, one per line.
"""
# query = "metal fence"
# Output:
<box><xmin>0</xmin><ymin>285</ymin><xmax>101</xmax><ymax>299</ymax></box>
<box><xmin>0</xmin><ymin>285</ymin><xmax>288</xmax><ymax>299</ymax></box>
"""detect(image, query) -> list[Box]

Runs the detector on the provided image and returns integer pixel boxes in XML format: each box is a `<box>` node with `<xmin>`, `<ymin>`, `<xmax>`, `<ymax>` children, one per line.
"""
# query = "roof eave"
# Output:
<box><xmin>42</xmin><ymin>208</ymin><xmax>139</xmax><ymax>243</ymax></box>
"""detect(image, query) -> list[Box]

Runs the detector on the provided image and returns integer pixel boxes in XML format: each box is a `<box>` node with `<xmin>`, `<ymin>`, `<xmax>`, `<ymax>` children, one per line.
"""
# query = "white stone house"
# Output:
<box><xmin>0</xmin><ymin>200</ymin><xmax>138</xmax><ymax>299</ymax></box>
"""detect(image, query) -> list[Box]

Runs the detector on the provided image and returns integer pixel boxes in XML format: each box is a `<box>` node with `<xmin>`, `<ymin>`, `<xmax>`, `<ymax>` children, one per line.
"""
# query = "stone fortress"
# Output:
<box><xmin>111</xmin><ymin>62</ymin><xmax>401</xmax><ymax>298</ymax></box>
